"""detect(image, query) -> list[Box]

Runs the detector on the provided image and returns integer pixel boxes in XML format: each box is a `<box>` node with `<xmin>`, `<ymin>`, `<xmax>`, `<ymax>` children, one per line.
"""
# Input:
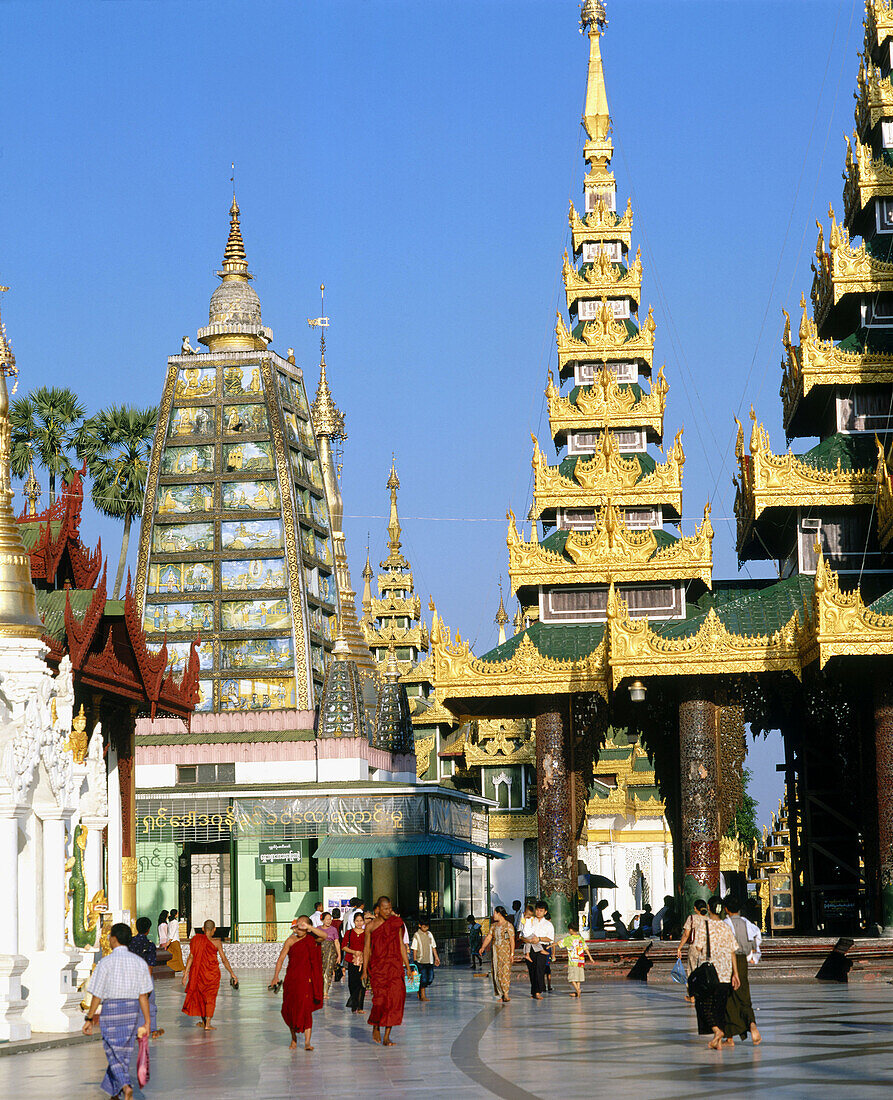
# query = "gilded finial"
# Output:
<box><xmin>309</xmin><ymin>289</ymin><xmax>346</xmax><ymax>441</ymax></box>
<box><xmin>0</xmin><ymin>285</ymin><xmax>16</xmax><ymax>381</ymax></box>
<box><xmin>580</xmin><ymin>0</ymin><xmax>607</xmax><ymax>35</ymax></box>
<box><xmin>24</xmin><ymin>461</ymin><xmax>41</xmax><ymax>516</ymax></box>
<box><xmin>385</xmin><ymin>641</ymin><xmax>400</xmax><ymax>682</ymax></box>
<box><xmin>221</xmin><ymin>196</ymin><xmax>250</xmax><ymax>277</ymax></box>
<box><xmin>495</xmin><ymin>579</ymin><xmax>509</xmax><ymax>645</ymax></box>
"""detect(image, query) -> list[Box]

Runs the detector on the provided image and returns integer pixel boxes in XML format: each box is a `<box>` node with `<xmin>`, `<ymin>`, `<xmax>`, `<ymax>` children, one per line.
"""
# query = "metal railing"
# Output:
<box><xmin>231</xmin><ymin>916</ymin><xmax>489</xmax><ymax>945</ymax></box>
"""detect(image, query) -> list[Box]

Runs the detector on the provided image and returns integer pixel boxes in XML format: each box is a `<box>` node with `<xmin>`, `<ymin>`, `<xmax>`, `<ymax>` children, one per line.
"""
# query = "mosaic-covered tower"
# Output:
<box><xmin>135</xmin><ymin>199</ymin><xmax>337</xmax><ymax>711</ymax></box>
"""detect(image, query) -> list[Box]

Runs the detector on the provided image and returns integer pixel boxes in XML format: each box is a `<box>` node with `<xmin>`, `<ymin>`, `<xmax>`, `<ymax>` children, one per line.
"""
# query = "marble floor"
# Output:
<box><xmin>6</xmin><ymin>970</ymin><xmax>893</xmax><ymax>1099</ymax></box>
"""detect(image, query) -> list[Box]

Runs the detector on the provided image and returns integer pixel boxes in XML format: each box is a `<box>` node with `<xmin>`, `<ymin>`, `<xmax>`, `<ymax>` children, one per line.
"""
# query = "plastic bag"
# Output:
<box><xmin>670</xmin><ymin>958</ymin><xmax>687</xmax><ymax>985</ymax></box>
<box><xmin>404</xmin><ymin>963</ymin><xmax>420</xmax><ymax>993</ymax></box>
<box><xmin>137</xmin><ymin>1033</ymin><xmax>150</xmax><ymax>1087</ymax></box>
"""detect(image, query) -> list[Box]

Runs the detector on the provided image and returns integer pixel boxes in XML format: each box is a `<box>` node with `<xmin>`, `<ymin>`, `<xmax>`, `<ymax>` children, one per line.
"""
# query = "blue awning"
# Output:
<box><xmin>313</xmin><ymin>834</ymin><xmax>508</xmax><ymax>860</ymax></box>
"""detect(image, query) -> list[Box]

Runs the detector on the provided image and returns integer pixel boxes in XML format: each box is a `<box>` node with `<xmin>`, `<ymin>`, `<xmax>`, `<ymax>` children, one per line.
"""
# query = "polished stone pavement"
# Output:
<box><xmin>5</xmin><ymin>970</ymin><xmax>893</xmax><ymax>1099</ymax></box>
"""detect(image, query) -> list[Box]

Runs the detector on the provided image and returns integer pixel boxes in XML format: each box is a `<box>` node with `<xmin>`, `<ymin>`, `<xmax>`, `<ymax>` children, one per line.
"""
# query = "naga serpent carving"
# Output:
<box><xmin>69</xmin><ymin>824</ymin><xmax>106</xmax><ymax>949</ymax></box>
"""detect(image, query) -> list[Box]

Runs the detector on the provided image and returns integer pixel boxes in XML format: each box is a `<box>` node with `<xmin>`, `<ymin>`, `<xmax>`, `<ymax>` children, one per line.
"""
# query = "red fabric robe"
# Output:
<box><xmin>281</xmin><ymin>935</ymin><xmax>324</xmax><ymax>1033</ymax></box>
<box><xmin>182</xmin><ymin>934</ymin><xmax>221</xmax><ymax>1018</ymax></box>
<box><xmin>367</xmin><ymin>916</ymin><xmax>406</xmax><ymax>1028</ymax></box>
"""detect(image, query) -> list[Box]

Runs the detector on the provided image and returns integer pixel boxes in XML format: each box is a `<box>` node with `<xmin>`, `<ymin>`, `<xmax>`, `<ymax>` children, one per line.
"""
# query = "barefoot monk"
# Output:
<box><xmin>182</xmin><ymin>919</ymin><xmax>238</xmax><ymax>1031</ymax></box>
<box><xmin>269</xmin><ymin>915</ymin><xmax>327</xmax><ymax>1050</ymax></box>
<box><xmin>362</xmin><ymin>895</ymin><xmax>412</xmax><ymax>1046</ymax></box>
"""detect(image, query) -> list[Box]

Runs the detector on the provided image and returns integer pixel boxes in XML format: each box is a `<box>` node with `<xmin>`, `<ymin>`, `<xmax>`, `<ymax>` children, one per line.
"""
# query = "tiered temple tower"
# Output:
<box><xmin>363</xmin><ymin>461</ymin><xmax>429</xmax><ymax>672</ymax></box>
<box><xmin>135</xmin><ymin>199</ymin><xmax>338</xmax><ymax>710</ymax></box>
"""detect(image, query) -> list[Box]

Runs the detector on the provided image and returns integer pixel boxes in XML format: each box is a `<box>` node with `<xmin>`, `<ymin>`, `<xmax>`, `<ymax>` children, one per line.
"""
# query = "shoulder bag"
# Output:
<box><xmin>686</xmin><ymin>917</ymin><xmax>719</xmax><ymax>999</ymax></box>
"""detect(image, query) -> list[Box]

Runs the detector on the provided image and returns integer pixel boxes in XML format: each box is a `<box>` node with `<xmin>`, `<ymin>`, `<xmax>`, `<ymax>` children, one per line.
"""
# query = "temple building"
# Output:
<box><xmin>133</xmin><ymin>206</ymin><xmax>500</xmax><ymax>934</ymax></box>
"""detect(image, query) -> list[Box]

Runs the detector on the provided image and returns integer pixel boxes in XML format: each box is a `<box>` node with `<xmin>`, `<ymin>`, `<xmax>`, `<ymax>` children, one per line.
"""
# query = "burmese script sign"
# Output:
<box><xmin>259</xmin><ymin>841</ymin><xmax>303</xmax><ymax>865</ymax></box>
<box><xmin>139</xmin><ymin>794</ymin><xmax>426</xmax><ymax>841</ymax></box>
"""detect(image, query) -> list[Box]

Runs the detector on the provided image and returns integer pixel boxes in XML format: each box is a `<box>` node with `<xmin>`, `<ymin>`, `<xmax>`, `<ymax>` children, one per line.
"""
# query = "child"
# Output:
<box><xmin>410</xmin><ymin>917</ymin><xmax>441</xmax><ymax>1001</ymax></box>
<box><xmin>560</xmin><ymin>922</ymin><xmax>595</xmax><ymax>997</ymax></box>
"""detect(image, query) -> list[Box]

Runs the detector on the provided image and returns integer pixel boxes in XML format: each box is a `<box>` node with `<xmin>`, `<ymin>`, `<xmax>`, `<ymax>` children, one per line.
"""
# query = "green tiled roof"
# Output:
<box><xmin>536</xmin><ymin>526</ymin><xmax>677</xmax><ymax>567</ymax></box>
<box><xmin>578</xmin><ymin>261</ymin><xmax>629</xmax><ymax>280</ymax></box>
<box><xmin>657</xmin><ymin>574</ymin><xmax>813</xmax><ymax>641</ymax></box>
<box><xmin>18</xmin><ymin>519</ymin><xmax>63</xmax><ymax>552</ymax></box>
<box><xmin>567</xmin><ymin>383</ymin><xmax>644</xmax><ymax>405</ymax></box>
<box><xmin>35</xmin><ymin>588</ymin><xmax>97</xmax><ymax>642</ymax></box>
<box><xmin>478</xmin><ymin>619</ymin><xmax>605</xmax><ymax>664</ymax></box>
<box><xmin>798</xmin><ymin>432</ymin><xmax>877</xmax><ymax>473</ymax></box>
<box><xmin>834</xmin><ymin>330</ymin><xmax>893</xmax><ymax>355</ymax></box>
<box><xmin>571</xmin><ymin>318</ymin><xmax>639</xmax><ymax>341</ymax></box>
<box><xmin>137</xmin><ymin>730</ymin><xmax>315</xmax><ymax>746</ymax></box>
<box><xmin>557</xmin><ymin>451</ymin><xmax>655</xmax><ymax>482</ymax></box>
<box><xmin>869</xmin><ymin>588</ymin><xmax>893</xmax><ymax>615</ymax></box>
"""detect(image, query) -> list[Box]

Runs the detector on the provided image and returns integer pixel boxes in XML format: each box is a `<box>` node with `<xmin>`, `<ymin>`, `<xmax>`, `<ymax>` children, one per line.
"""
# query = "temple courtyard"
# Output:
<box><xmin>4</xmin><ymin>971</ymin><xmax>893</xmax><ymax>1098</ymax></box>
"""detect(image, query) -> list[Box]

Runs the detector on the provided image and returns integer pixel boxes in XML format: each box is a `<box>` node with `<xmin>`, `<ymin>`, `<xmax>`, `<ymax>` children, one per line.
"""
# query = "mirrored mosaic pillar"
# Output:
<box><xmin>874</xmin><ymin>678</ymin><xmax>893</xmax><ymax>933</ymax></box>
<box><xmin>678</xmin><ymin>680</ymin><xmax>719</xmax><ymax>914</ymax></box>
<box><xmin>535</xmin><ymin>706</ymin><xmax>575</xmax><ymax>935</ymax></box>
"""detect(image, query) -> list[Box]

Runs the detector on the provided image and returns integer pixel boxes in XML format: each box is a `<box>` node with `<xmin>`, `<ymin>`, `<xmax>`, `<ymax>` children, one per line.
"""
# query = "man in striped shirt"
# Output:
<box><xmin>83</xmin><ymin>923</ymin><xmax>153</xmax><ymax>1099</ymax></box>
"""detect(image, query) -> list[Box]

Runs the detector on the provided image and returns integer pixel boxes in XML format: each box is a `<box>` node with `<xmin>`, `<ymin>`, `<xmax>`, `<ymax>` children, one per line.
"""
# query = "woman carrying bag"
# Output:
<box><xmin>682</xmin><ymin>896</ymin><xmax>740</xmax><ymax>1050</ymax></box>
<box><xmin>676</xmin><ymin>897</ymin><xmax>708</xmax><ymax>1002</ymax></box>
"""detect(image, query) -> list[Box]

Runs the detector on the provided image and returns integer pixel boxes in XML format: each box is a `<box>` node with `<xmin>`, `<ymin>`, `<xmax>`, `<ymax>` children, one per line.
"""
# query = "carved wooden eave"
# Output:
<box><xmin>531</xmin><ymin>430</ymin><xmax>684</xmax><ymax>517</ymax></box>
<box><xmin>866</xmin><ymin>1</ymin><xmax>893</xmax><ymax>54</ymax></box>
<box><xmin>546</xmin><ymin>366</ymin><xmax>668</xmax><ymax>439</ymax></box>
<box><xmin>563</xmin><ymin>249</ymin><xmax>642</xmax><ymax>311</ymax></box>
<box><xmin>506</xmin><ymin>502</ymin><xmax>713</xmax><ymax>590</ymax></box>
<box><xmin>843</xmin><ymin>133</ymin><xmax>893</xmax><ymax>225</ymax></box>
<box><xmin>877</xmin><ymin>440</ymin><xmax>893</xmax><ymax>548</ymax></box>
<box><xmin>799</xmin><ymin>549</ymin><xmax>893</xmax><ymax>667</ymax></box>
<box><xmin>434</xmin><ymin>631</ymin><xmax>609</xmax><ymax>708</ymax></box>
<box><xmin>556</xmin><ymin>308</ymin><xmax>655</xmax><ymax>374</ymax></box>
<box><xmin>605</xmin><ymin>585</ymin><xmax>802</xmax><ymax>689</ymax></box>
<box><xmin>19</xmin><ymin>468</ymin><xmax>102</xmax><ymax>589</ymax></box>
<box><xmin>410</xmin><ymin>697</ymin><xmax>456</xmax><ymax>727</ymax></box>
<box><xmin>463</xmin><ymin>720</ymin><xmax>536</xmax><ymax>767</ymax></box>
<box><xmin>780</xmin><ymin>297</ymin><xmax>893</xmax><ymax>429</ymax></box>
<box><xmin>734</xmin><ymin>411</ymin><xmax>877</xmax><ymax>549</ymax></box>
<box><xmin>855</xmin><ymin>54</ymin><xmax>893</xmax><ymax>134</ymax></box>
<box><xmin>811</xmin><ymin>209</ymin><xmax>893</xmax><ymax>328</ymax></box>
<box><xmin>569</xmin><ymin>198</ymin><xmax>633</xmax><ymax>253</ymax></box>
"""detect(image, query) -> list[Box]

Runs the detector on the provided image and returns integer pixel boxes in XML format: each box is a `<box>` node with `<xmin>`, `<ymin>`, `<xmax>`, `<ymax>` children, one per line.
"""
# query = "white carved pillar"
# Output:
<box><xmin>106</xmin><ymin>747</ymin><xmax>122</xmax><ymax>914</ymax></box>
<box><xmin>41</xmin><ymin>812</ymin><xmax>68</xmax><ymax>950</ymax></box>
<box><xmin>0</xmin><ymin>809</ymin><xmax>29</xmax><ymax>1041</ymax></box>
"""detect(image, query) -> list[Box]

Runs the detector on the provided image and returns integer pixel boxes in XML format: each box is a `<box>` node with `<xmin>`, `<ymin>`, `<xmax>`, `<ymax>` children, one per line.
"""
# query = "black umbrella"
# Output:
<box><xmin>578</xmin><ymin>873</ymin><xmax>617</xmax><ymax>889</ymax></box>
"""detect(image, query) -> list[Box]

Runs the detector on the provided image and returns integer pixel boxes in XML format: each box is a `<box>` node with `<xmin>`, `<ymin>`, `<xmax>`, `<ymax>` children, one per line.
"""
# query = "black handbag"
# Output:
<box><xmin>687</xmin><ymin>917</ymin><xmax>719</xmax><ymax>999</ymax></box>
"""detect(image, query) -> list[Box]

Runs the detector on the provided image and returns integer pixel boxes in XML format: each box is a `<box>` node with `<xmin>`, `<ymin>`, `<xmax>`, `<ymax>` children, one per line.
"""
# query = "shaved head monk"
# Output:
<box><xmin>362</xmin><ymin>896</ymin><xmax>412</xmax><ymax>1046</ymax></box>
<box><xmin>181</xmin><ymin>919</ymin><xmax>238</xmax><ymax>1031</ymax></box>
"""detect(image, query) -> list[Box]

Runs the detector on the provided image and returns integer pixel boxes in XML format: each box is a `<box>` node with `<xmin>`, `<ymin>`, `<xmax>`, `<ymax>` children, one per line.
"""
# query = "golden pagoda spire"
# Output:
<box><xmin>361</xmin><ymin>542</ymin><xmax>374</xmax><ymax>618</ymax></box>
<box><xmin>221</xmin><ymin>197</ymin><xmax>250</xmax><ymax>279</ymax></box>
<box><xmin>580</xmin><ymin>1</ymin><xmax>610</xmax><ymax>142</ymax></box>
<box><xmin>198</xmin><ymin>195</ymin><xmax>268</xmax><ymax>352</ymax></box>
<box><xmin>385</xmin><ymin>640</ymin><xmax>400</xmax><ymax>682</ymax></box>
<box><xmin>310</xmin><ymin>285</ymin><xmax>346</xmax><ymax>440</ymax></box>
<box><xmin>23</xmin><ymin>462</ymin><xmax>41</xmax><ymax>517</ymax></box>
<box><xmin>495</xmin><ymin>579</ymin><xmax>510</xmax><ymax>646</ymax></box>
<box><xmin>0</xmin><ymin>287</ymin><xmax>48</xmax><ymax>634</ymax></box>
<box><xmin>386</xmin><ymin>455</ymin><xmax>402</xmax><ymax>558</ymax></box>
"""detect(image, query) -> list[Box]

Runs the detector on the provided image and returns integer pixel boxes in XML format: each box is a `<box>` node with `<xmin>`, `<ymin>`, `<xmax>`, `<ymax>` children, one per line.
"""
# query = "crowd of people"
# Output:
<box><xmin>81</xmin><ymin>892</ymin><xmax>764</xmax><ymax>1095</ymax></box>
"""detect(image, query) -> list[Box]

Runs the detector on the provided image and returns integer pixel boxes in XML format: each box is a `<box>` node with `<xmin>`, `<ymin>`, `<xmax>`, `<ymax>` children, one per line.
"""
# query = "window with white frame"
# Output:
<box><xmin>862</xmin><ymin>295</ymin><xmax>893</xmax><ymax>327</ymax></box>
<box><xmin>584</xmin><ymin>188</ymin><xmax>616</xmax><ymax>212</ymax></box>
<box><xmin>582</xmin><ymin>241</ymin><xmax>623</xmax><ymax>263</ymax></box>
<box><xmin>624</xmin><ymin>507</ymin><xmax>662</xmax><ymax>529</ymax></box>
<box><xmin>540</xmin><ymin>583</ymin><xmax>684</xmax><ymax>622</ymax></box>
<box><xmin>837</xmin><ymin>388</ymin><xmax>893</xmax><ymax>431</ymax></box>
<box><xmin>577</xmin><ymin>298</ymin><xmax>630</xmax><ymax>321</ymax></box>
<box><xmin>877</xmin><ymin>197</ymin><xmax>893</xmax><ymax>233</ymax></box>
<box><xmin>575</xmin><ymin>360</ymin><xmax>637</xmax><ymax>385</ymax></box>
<box><xmin>882</xmin><ymin>119</ymin><xmax>893</xmax><ymax>148</ymax></box>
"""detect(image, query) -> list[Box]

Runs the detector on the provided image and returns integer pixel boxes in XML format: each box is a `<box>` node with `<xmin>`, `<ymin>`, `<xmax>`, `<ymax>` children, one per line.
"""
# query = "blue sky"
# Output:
<box><xmin>0</xmin><ymin>0</ymin><xmax>864</xmax><ymax>821</ymax></box>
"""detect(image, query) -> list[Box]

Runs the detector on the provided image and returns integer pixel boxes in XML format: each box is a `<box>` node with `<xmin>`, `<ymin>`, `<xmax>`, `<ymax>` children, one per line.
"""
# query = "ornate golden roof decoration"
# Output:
<box><xmin>569</xmin><ymin>198</ymin><xmax>632</xmax><ymax>252</ymax></box>
<box><xmin>464</xmin><ymin>720</ymin><xmax>535</xmax><ymax>766</ymax></box>
<box><xmin>877</xmin><ymin>437</ymin><xmax>893</xmax><ymax>548</ymax></box>
<box><xmin>799</xmin><ymin>547</ymin><xmax>893</xmax><ymax>667</ymax></box>
<box><xmin>531</xmin><ymin>428</ymin><xmax>684</xmax><ymax>516</ymax></box>
<box><xmin>865</xmin><ymin>1</ymin><xmax>893</xmax><ymax>52</ymax></box>
<box><xmin>606</xmin><ymin>583</ymin><xmax>802</xmax><ymax>687</ymax></box>
<box><xmin>855</xmin><ymin>51</ymin><xmax>893</xmax><ymax>133</ymax></box>
<box><xmin>812</xmin><ymin>204</ymin><xmax>893</xmax><ymax>325</ymax></box>
<box><xmin>507</xmin><ymin>501</ymin><xmax>712</xmax><ymax>590</ymax></box>
<box><xmin>434</xmin><ymin>629</ymin><xmax>609</xmax><ymax>705</ymax></box>
<box><xmin>734</xmin><ymin>407</ymin><xmax>878</xmax><ymax>547</ymax></box>
<box><xmin>555</xmin><ymin>305</ymin><xmax>655</xmax><ymax>372</ymax></box>
<box><xmin>843</xmin><ymin>132</ymin><xmax>893</xmax><ymax>225</ymax></box>
<box><xmin>780</xmin><ymin>294</ymin><xmax>893</xmax><ymax>427</ymax></box>
<box><xmin>546</xmin><ymin>364</ymin><xmax>667</xmax><ymax>437</ymax></box>
<box><xmin>563</xmin><ymin>249</ymin><xmax>642</xmax><ymax>310</ymax></box>
<box><xmin>310</xmin><ymin>358</ymin><xmax>346</xmax><ymax>441</ymax></box>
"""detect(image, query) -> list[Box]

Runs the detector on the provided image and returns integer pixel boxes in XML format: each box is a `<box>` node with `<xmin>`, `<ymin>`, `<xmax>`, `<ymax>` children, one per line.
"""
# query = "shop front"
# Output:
<box><xmin>136</xmin><ymin>784</ymin><xmax>502</xmax><ymax>938</ymax></box>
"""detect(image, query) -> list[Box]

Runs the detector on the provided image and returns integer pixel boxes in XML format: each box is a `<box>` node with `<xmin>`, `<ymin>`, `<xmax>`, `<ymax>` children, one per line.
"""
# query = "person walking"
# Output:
<box><xmin>181</xmin><ymin>919</ymin><xmax>238</xmax><ymax>1031</ymax></box>
<box><xmin>128</xmin><ymin>916</ymin><xmax>164</xmax><ymax>1038</ymax></box>
<box><xmin>560</xmin><ymin>921</ymin><xmax>595</xmax><ymax>997</ymax></box>
<box><xmin>270</xmin><ymin>915</ymin><xmax>327</xmax><ymax>1050</ymax></box>
<box><xmin>722</xmin><ymin>895</ymin><xmax>762</xmax><ymax>1046</ymax></box>
<box><xmin>466</xmin><ymin>914</ymin><xmax>483</xmax><ymax>969</ymax></box>
<box><xmin>343</xmin><ymin>911</ymin><xmax>367</xmax><ymax>1013</ymax></box>
<box><xmin>677</xmin><ymin>897</ymin><xmax>709</xmax><ymax>1001</ymax></box>
<box><xmin>519</xmin><ymin>901</ymin><xmax>553</xmax><ymax>1000</ymax></box>
<box><xmin>319</xmin><ymin>911</ymin><xmax>342</xmax><ymax>998</ymax></box>
<box><xmin>687</xmin><ymin>896</ymin><xmax>741</xmax><ymax>1050</ymax></box>
<box><xmin>362</xmin><ymin>896</ymin><xmax>412</xmax><ymax>1046</ymax></box>
<box><xmin>479</xmin><ymin>905</ymin><xmax>515</xmax><ymax>1002</ymax></box>
<box><xmin>410</xmin><ymin>916</ymin><xmax>441</xmax><ymax>1001</ymax></box>
<box><xmin>310</xmin><ymin>901</ymin><xmax>325</xmax><ymax>928</ymax></box>
<box><xmin>163</xmin><ymin>907</ymin><xmax>185</xmax><ymax>973</ymax></box>
<box><xmin>82</xmin><ymin>922</ymin><xmax>153</xmax><ymax>1100</ymax></box>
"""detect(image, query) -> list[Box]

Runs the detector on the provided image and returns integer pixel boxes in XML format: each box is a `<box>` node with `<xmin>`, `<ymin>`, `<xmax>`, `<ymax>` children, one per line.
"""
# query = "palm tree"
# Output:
<box><xmin>10</xmin><ymin>386</ymin><xmax>87</xmax><ymax>505</ymax></box>
<box><xmin>81</xmin><ymin>405</ymin><xmax>158</xmax><ymax>599</ymax></box>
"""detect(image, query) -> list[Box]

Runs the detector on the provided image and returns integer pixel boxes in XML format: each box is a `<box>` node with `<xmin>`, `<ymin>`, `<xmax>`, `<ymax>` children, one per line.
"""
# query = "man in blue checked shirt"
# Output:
<box><xmin>83</xmin><ymin>923</ymin><xmax>153</xmax><ymax>1099</ymax></box>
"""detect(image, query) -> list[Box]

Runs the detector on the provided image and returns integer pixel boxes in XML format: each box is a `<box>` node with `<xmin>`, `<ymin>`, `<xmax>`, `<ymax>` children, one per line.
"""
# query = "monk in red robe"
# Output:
<box><xmin>362</xmin><ymin>896</ymin><xmax>411</xmax><ymax>1045</ymax></box>
<box><xmin>269</xmin><ymin>916</ymin><xmax>327</xmax><ymax>1050</ymax></box>
<box><xmin>181</xmin><ymin>919</ymin><xmax>238</xmax><ymax>1030</ymax></box>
